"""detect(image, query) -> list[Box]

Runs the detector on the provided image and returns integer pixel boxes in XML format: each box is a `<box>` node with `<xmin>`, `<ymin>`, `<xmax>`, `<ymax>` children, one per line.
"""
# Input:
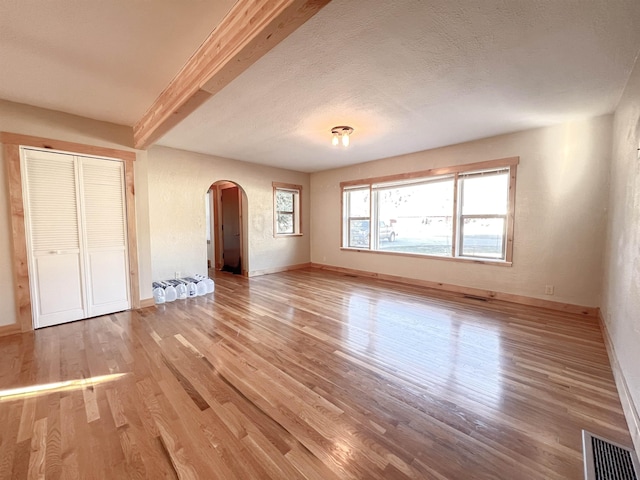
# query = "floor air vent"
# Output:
<box><xmin>462</xmin><ymin>294</ymin><xmax>488</xmax><ymax>302</ymax></box>
<box><xmin>583</xmin><ymin>430</ymin><xmax>639</xmax><ymax>480</ymax></box>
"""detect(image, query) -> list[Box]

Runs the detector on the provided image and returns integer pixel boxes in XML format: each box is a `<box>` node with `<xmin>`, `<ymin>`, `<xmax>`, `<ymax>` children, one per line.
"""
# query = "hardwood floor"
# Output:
<box><xmin>0</xmin><ymin>268</ymin><xmax>632</xmax><ymax>479</ymax></box>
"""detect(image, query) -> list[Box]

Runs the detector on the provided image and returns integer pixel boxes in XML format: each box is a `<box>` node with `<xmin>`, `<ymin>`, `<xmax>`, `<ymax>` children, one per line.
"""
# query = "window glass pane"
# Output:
<box><xmin>376</xmin><ymin>220</ymin><xmax>396</xmax><ymax>243</ymax></box>
<box><xmin>376</xmin><ymin>179</ymin><xmax>454</xmax><ymax>256</ymax></box>
<box><xmin>276</xmin><ymin>190</ymin><xmax>294</xmax><ymax>213</ymax></box>
<box><xmin>348</xmin><ymin>189</ymin><xmax>369</xmax><ymax>217</ymax></box>
<box><xmin>349</xmin><ymin>219</ymin><xmax>370</xmax><ymax>247</ymax></box>
<box><xmin>460</xmin><ymin>217</ymin><xmax>505</xmax><ymax>258</ymax></box>
<box><xmin>277</xmin><ymin>212</ymin><xmax>294</xmax><ymax>234</ymax></box>
<box><xmin>461</xmin><ymin>172</ymin><xmax>508</xmax><ymax>215</ymax></box>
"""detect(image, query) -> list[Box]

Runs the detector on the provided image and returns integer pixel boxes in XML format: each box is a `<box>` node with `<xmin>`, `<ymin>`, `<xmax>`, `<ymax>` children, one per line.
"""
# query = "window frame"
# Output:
<box><xmin>343</xmin><ymin>186</ymin><xmax>371</xmax><ymax>248</ymax></box>
<box><xmin>273</xmin><ymin>182</ymin><xmax>302</xmax><ymax>237</ymax></box>
<box><xmin>340</xmin><ymin>157</ymin><xmax>518</xmax><ymax>265</ymax></box>
<box><xmin>457</xmin><ymin>169</ymin><xmax>509</xmax><ymax>260</ymax></box>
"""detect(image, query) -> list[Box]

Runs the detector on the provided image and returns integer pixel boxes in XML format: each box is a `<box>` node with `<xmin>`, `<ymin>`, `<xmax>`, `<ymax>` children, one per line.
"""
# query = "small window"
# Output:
<box><xmin>273</xmin><ymin>183</ymin><xmax>302</xmax><ymax>236</ymax></box>
<box><xmin>344</xmin><ymin>187</ymin><xmax>370</xmax><ymax>247</ymax></box>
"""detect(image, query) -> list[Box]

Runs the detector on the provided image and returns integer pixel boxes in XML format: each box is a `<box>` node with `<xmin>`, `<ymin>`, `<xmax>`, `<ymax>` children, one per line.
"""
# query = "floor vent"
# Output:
<box><xmin>463</xmin><ymin>294</ymin><xmax>488</xmax><ymax>302</ymax></box>
<box><xmin>583</xmin><ymin>430</ymin><xmax>639</xmax><ymax>480</ymax></box>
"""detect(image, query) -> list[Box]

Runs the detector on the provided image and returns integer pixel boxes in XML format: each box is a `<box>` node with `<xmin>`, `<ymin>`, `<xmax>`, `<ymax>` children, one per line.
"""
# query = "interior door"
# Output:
<box><xmin>22</xmin><ymin>149</ymin><xmax>86</xmax><ymax>328</ymax></box>
<box><xmin>221</xmin><ymin>186</ymin><xmax>241</xmax><ymax>272</ymax></box>
<box><xmin>80</xmin><ymin>157</ymin><xmax>130</xmax><ymax>317</ymax></box>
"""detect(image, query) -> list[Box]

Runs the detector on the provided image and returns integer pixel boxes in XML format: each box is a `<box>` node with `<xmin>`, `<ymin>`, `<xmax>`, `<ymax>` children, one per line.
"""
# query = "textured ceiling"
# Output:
<box><xmin>0</xmin><ymin>0</ymin><xmax>236</xmax><ymax>126</ymax></box>
<box><xmin>2</xmin><ymin>0</ymin><xmax>640</xmax><ymax>173</ymax></box>
<box><xmin>158</xmin><ymin>0</ymin><xmax>640</xmax><ymax>172</ymax></box>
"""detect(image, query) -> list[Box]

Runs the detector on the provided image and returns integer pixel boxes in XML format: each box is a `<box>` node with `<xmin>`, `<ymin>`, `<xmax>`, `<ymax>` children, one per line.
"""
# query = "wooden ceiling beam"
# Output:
<box><xmin>133</xmin><ymin>0</ymin><xmax>331</xmax><ymax>149</ymax></box>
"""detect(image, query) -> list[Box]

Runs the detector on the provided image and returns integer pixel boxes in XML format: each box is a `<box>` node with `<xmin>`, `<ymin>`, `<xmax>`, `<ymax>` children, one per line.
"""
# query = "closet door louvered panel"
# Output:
<box><xmin>22</xmin><ymin>149</ymin><xmax>86</xmax><ymax>328</ymax></box>
<box><xmin>79</xmin><ymin>157</ymin><xmax>130</xmax><ymax>317</ymax></box>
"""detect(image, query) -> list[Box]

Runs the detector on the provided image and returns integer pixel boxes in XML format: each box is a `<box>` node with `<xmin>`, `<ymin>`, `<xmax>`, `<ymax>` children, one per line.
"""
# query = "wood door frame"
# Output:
<box><xmin>210</xmin><ymin>181</ymin><xmax>247</xmax><ymax>276</ymax></box>
<box><xmin>2</xmin><ymin>132</ymin><xmax>140</xmax><ymax>332</ymax></box>
<box><xmin>211</xmin><ymin>183</ymin><xmax>225</xmax><ymax>271</ymax></box>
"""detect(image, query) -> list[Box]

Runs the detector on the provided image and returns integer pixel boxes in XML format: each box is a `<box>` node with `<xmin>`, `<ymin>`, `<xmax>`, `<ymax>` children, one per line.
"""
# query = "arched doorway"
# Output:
<box><xmin>207</xmin><ymin>181</ymin><xmax>248</xmax><ymax>276</ymax></box>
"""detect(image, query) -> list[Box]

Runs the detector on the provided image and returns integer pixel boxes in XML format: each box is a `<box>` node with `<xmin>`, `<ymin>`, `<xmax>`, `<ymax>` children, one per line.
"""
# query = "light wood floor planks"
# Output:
<box><xmin>0</xmin><ymin>268</ymin><xmax>632</xmax><ymax>479</ymax></box>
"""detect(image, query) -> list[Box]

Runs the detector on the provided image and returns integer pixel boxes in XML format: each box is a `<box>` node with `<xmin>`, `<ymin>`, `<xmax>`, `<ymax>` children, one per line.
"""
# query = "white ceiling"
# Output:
<box><xmin>0</xmin><ymin>0</ymin><xmax>236</xmax><ymax>126</ymax></box>
<box><xmin>2</xmin><ymin>0</ymin><xmax>640</xmax><ymax>173</ymax></box>
<box><xmin>158</xmin><ymin>0</ymin><xmax>640</xmax><ymax>172</ymax></box>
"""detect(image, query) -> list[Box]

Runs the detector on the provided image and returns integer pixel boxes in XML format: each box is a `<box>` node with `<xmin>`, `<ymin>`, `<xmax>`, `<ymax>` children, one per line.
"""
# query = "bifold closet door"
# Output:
<box><xmin>22</xmin><ymin>148</ymin><xmax>131</xmax><ymax>329</ymax></box>
<box><xmin>80</xmin><ymin>157</ymin><xmax>130</xmax><ymax>317</ymax></box>
<box><xmin>23</xmin><ymin>149</ymin><xmax>86</xmax><ymax>328</ymax></box>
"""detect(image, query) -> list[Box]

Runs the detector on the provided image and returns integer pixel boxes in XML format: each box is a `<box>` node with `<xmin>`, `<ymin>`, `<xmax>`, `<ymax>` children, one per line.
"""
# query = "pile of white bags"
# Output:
<box><xmin>152</xmin><ymin>275</ymin><xmax>215</xmax><ymax>304</ymax></box>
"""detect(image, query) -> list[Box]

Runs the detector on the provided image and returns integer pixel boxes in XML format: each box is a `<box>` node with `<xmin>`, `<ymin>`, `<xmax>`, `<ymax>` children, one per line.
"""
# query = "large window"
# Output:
<box><xmin>274</xmin><ymin>182</ymin><xmax>302</xmax><ymax>236</ymax></box>
<box><xmin>341</xmin><ymin>158</ymin><xmax>517</xmax><ymax>263</ymax></box>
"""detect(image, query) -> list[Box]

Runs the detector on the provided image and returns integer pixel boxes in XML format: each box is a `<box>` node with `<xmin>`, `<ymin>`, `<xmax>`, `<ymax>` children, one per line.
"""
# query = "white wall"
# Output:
<box><xmin>147</xmin><ymin>146</ymin><xmax>310</xmax><ymax>281</ymax></box>
<box><xmin>0</xmin><ymin>100</ymin><xmax>153</xmax><ymax>326</ymax></box>
<box><xmin>602</xmin><ymin>55</ymin><xmax>640</xmax><ymax>454</ymax></box>
<box><xmin>311</xmin><ymin>116</ymin><xmax>612</xmax><ymax>308</ymax></box>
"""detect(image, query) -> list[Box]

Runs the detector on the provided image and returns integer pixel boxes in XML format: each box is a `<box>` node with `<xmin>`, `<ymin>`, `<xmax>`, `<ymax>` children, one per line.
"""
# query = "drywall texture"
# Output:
<box><xmin>602</xmin><ymin>56</ymin><xmax>640</xmax><ymax>455</ymax></box>
<box><xmin>146</xmin><ymin>146</ymin><xmax>310</xmax><ymax>281</ymax></box>
<box><xmin>311</xmin><ymin>116</ymin><xmax>612</xmax><ymax>308</ymax></box>
<box><xmin>0</xmin><ymin>100</ymin><xmax>153</xmax><ymax>327</ymax></box>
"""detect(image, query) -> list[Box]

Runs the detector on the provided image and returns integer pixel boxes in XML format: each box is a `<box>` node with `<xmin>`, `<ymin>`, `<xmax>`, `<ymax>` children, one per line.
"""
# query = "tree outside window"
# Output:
<box><xmin>273</xmin><ymin>183</ymin><xmax>302</xmax><ymax>236</ymax></box>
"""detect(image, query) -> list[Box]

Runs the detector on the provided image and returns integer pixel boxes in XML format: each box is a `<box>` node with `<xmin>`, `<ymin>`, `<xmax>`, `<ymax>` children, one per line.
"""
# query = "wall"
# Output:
<box><xmin>147</xmin><ymin>146</ymin><xmax>310</xmax><ymax>281</ymax></box>
<box><xmin>311</xmin><ymin>116</ymin><xmax>612</xmax><ymax>308</ymax></box>
<box><xmin>0</xmin><ymin>100</ymin><xmax>152</xmax><ymax>327</ymax></box>
<box><xmin>602</xmin><ymin>55</ymin><xmax>640</xmax><ymax>455</ymax></box>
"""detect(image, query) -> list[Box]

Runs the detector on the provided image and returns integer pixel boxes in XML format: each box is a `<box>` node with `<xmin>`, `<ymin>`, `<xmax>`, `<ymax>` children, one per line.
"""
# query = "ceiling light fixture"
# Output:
<box><xmin>331</xmin><ymin>126</ymin><xmax>354</xmax><ymax>147</ymax></box>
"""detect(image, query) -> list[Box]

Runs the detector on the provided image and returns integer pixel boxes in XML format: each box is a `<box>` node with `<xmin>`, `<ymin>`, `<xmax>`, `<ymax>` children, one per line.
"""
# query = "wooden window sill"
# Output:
<box><xmin>339</xmin><ymin>247</ymin><xmax>512</xmax><ymax>267</ymax></box>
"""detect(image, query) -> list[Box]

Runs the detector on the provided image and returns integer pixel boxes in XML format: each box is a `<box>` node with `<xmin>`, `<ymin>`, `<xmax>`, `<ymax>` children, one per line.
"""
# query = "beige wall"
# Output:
<box><xmin>147</xmin><ymin>146</ymin><xmax>310</xmax><ymax>281</ymax></box>
<box><xmin>0</xmin><ymin>99</ymin><xmax>152</xmax><ymax>326</ymax></box>
<box><xmin>602</xmin><ymin>56</ymin><xmax>640</xmax><ymax>454</ymax></box>
<box><xmin>311</xmin><ymin>116</ymin><xmax>612</xmax><ymax>308</ymax></box>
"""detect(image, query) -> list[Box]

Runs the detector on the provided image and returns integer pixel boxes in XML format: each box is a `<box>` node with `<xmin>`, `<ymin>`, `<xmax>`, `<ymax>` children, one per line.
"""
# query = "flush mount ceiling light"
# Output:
<box><xmin>331</xmin><ymin>126</ymin><xmax>354</xmax><ymax>147</ymax></box>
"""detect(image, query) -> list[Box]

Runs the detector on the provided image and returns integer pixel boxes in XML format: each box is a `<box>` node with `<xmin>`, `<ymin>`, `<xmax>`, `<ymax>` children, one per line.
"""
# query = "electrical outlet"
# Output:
<box><xmin>544</xmin><ymin>285</ymin><xmax>554</xmax><ymax>295</ymax></box>
<box><xmin>175</xmin><ymin>271</ymin><xmax>181</xmax><ymax>279</ymax></box>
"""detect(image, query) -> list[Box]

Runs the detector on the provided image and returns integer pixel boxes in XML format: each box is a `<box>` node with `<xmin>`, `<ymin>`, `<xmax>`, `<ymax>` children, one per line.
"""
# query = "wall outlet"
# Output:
<box><xmin>544</xmin><ymin>285</ymin><xmax>554</xmax><ymax>295</ymax></box>
<box><xmin>175</xmin><ymin>271</ymin><xmax>181</xmax><ymax>279</ymax></box>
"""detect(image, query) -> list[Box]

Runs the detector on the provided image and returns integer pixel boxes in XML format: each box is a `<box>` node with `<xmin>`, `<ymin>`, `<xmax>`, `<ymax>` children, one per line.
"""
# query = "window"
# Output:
<box><xmin>273</xmin><ymin>182</ymin><xmax>302</xmax><ymax>236</ymax></box>
<box><xmin>344</xmin><ymin>187</ymin><xmax>370</xmax><ymax>247</ymax></box>
<box><xmin>458</xmin><ymin>171</ymin><xmax>508</xmax><ymax>259</ymax></box>
<box><xmin>341</xmin><ymin>158</ymin><xmax>517</xmax><ymax>263</ymax></box>
<box><xmin>374</xmin><ymin>176</ymin><xmax>454</xmax><ymax>256</ymax></box>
